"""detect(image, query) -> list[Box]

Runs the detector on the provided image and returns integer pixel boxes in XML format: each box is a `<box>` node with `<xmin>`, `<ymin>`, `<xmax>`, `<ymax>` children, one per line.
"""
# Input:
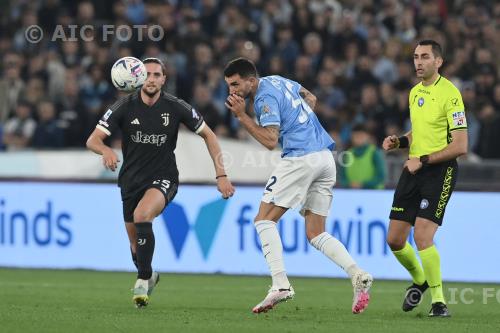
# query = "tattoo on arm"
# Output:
<box><xmin>266</xmin><ymin>125</ymin><xmax>279</xmax><ymax>139</ymax></box>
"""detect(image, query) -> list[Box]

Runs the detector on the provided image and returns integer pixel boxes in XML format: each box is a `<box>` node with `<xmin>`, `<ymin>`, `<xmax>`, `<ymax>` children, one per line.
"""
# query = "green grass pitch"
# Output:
<box><xmin>1</xmin><ymin>268</ymin><xmax>499</xmax><ymax>332</ymax></box>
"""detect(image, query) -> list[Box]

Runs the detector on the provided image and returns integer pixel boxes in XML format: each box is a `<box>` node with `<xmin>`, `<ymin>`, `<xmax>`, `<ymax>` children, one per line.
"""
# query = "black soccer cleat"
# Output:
<box><xmin>402</xmin><ymin>281</ymin><xmax>429</xmax><ymax>312</ymax></box>
<box><xmin>428</xmin><ymin>302</ymin><xmax>451</xmax><ymax>317</ymax></box>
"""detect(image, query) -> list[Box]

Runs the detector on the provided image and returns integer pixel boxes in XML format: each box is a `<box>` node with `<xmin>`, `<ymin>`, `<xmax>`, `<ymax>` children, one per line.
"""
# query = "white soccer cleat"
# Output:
<box><xmin>147</xmin><ymin>271</ymin><xmax>160</xmax><ymax>296</ymax></box>
<box><xmin>252</xmin><ymin>286</ymin><xmax>295</xmax><ymax>314</ymax></box>
<box><xmin>351</xmin><ymin>271</ymin><xmax>373</xmax><ymax>314</ymax></box>
<box><xmin>132</xmin><ymin>278</ymin><xmax>149</xmax><ymax>308</ymax></box>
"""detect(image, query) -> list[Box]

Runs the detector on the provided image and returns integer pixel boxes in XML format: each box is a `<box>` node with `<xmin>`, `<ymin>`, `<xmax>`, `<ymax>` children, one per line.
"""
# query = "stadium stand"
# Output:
<box><xmin>0</xmin><ymin>0</ymin><xmax>499</xmax><ymax>187</ymax></box>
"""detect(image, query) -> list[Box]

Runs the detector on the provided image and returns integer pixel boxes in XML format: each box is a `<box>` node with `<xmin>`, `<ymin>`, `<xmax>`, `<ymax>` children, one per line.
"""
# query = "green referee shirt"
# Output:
<box><xmin>408</xmin><ymin>75</ymin><xmax>467</xmax><ymax>158</ymax></box>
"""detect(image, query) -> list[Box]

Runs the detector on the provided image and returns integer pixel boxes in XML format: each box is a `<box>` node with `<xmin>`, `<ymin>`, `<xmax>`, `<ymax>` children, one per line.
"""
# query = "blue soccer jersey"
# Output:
<box><xmin>253</xmin><ymin>75</ymin><xmax>335</xmax><ymax>157</ymax></box>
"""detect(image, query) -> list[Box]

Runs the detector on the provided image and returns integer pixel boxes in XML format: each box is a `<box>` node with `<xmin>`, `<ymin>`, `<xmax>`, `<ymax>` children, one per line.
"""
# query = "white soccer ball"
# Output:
<box><xmin>110</xmin><ymin>56</ymin><xmax>147</xmax><ymax>92</ymax></box>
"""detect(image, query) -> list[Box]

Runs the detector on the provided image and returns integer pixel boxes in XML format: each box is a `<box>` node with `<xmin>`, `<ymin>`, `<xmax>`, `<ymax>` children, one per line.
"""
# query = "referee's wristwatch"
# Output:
<box><xmin>419</xmin><ymin>155</ymin><xmax>430</xmax><ymax>166</ymax></box>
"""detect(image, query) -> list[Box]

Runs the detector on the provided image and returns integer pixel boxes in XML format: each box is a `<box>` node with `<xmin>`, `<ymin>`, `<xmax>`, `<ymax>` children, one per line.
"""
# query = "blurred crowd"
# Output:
<box><xmin>0</xmin><ymin>0</ymin><xmax>499</xmax><ymax>159</ymax></box>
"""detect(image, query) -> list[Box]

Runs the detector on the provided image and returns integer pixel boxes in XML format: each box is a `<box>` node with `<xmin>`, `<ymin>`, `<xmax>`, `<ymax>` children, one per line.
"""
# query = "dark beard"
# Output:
<box><xmin>143</xmin><ymin>87</ymin><xmax>160</xmax><ymax>97</ymax></box>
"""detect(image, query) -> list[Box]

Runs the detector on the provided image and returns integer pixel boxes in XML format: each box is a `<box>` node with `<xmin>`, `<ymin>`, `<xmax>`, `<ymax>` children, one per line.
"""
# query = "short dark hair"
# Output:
<box><xmin>223</xmin><ymin>57</ymin><xmax>258</xmax><ymax>78</ymax></box>
<box><xmin>417</xmin><ymin>40</ymin><xmax>443</xmax><ymax>58</ymax></box>
<box><xmin>142</xmin><ymin>57</ymin><xmax>167</xmax><ymax>75</ymax></box>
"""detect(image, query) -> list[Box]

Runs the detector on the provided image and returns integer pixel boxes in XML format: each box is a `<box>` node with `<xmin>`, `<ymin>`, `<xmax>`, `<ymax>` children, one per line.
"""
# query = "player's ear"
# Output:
<box><xmin>435</xmin><ymin>56</ymin><xmax>443</xmax><ymax>68</ymax></box>
<box><xmin>249</xmin><ymin>76</ymin><xmax>257</xmax><ymax>86</ymax></box>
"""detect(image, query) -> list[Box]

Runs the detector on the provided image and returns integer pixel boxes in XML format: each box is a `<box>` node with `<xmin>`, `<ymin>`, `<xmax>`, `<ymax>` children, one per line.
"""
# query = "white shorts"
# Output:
<box><xmin>261</xmin><ymin>150</ymin><xmax>336</xmax><ymax>216</ymax></box>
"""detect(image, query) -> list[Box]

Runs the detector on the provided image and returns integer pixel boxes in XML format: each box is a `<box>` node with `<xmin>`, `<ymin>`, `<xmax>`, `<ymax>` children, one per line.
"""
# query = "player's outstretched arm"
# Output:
<box><xmin>197</xmin><ymin>125</ymin><xmax>235</xmax><ymax>199</ymax></box>
<box><xmin>86</xmin><ymin>128</ymin><xmax>120</xmax><ymax>172</ymax></box>
<box><xmin>225</xmin><ymin>94</ymin><xmax>279</xmax><ymax>150</ymax></box>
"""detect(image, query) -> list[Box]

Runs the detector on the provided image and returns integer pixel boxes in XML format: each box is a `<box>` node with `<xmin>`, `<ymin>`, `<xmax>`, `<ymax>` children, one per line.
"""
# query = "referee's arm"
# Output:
<box><xmin>382</xmin><ymin>131</ymin><xmax>412</xmax><ymax>151</ymax></box>
<box><xmin>425</xmin><ymin>129</ymin><xmax>468</xmax><ymax>164</ymax></box>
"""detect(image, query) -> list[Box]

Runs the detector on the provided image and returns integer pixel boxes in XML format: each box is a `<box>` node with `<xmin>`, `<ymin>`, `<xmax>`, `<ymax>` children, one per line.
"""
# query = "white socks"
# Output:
<box><xmin>255</xmin><ymin>222</ymin><xmax>359</xmax><ymax>286</ymax></box>
<box><xmin>255</xmin><ymin>220</ymin><xmax>290</xmax><ymax>289</ymax></box>
<box><xmin>310</xmin><ymin>232</ymin><xmax>359</xmax><ymax>278</ymax></box>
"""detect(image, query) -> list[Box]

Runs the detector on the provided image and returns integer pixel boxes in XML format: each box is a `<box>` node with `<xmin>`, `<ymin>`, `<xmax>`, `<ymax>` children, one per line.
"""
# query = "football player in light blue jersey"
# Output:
<box><xmin>224</xmin><ymin>58</ymin><xmax>373</xmax><ymax>314</ymax></box>
<box><xmin>252</xmin><ymin>75</ymin><xmax>335</xmax><ymax>157</ymax></box>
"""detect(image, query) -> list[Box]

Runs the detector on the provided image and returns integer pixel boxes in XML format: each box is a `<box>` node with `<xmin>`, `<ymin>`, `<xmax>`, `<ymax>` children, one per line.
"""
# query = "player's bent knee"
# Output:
<box><xmin>133</xmin><ymin>209</ymin><xmax>155</xmax><ymax>222</ymax></box>
<box><xmin>386</xmin><ymin>235</ymin><xmax>406</xmax><ymax>251</ymax></box>
<box><xmin>413</xmin><ymin>233</ymin><xmax>433</xmax><ymax>250</ymax></box>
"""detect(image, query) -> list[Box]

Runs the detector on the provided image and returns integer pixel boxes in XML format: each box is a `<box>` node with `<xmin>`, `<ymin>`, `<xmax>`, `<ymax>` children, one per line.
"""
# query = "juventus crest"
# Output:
<box><xmin>161</xmin><ymin>113</ymin><xmax>170</xmax><ymax>126</ymax></box>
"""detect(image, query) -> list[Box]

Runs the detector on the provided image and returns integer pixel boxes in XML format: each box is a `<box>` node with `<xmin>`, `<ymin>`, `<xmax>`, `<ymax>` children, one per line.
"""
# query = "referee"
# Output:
<box><xmin>86</xmin><ymin>58</ymin><xmax>234</xmax><ymax>308</ymax></box>
<box><xmin>382</xmin><ymin>40</ymin><xmax>467</xmax><ymax>317</ymax></box>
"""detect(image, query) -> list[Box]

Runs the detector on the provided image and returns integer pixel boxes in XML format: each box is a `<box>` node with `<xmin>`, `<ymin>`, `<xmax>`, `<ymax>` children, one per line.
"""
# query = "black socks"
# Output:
<box><xmin>130</xmin><ymin>247</ymin><xmax>138</xmax><ymax>269</ymax></box>
<box><xmin>135</xmin><ymin>222</ymin><xmax>155</xmax><ymax>280</ymax></box>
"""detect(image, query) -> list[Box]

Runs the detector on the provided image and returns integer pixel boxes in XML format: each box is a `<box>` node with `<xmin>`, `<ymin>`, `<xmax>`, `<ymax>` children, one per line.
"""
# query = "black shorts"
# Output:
<box><xmin>122</xmin><ymin>178</ymin><xmax>178</xmax><ymax>222</ymax></box>
<box><xmin>389</xmin><ymin>159</ymin><xmax>458</xmax><ymax>226</ymax></box>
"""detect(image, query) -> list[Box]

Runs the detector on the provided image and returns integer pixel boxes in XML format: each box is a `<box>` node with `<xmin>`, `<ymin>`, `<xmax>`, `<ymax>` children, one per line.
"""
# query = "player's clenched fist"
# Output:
<box><xmin>382</xmin><ymin>135</ymin><xmax>399</xmax><ymax>151</ymax></box>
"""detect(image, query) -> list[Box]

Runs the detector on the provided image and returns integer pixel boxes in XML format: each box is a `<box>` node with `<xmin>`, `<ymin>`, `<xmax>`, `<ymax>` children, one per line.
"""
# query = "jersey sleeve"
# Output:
<box><xmin>96</xmin><ymin>97</ymin><xmax>128</xmax><ymax>136</ymax></box>
<box><xmin>255</xmin><ymin>95</ymin><xmax>280</xmax><ymax>127</ymax></box>
<box><xmin>178</xmin><ymin>100</ymin><xmax>205</xmax><ymax>134</ymax></box>
<box><xmin>445</xmin><ymin>88</ymin><xmax>467</xmax><ymax>131</ymax></box>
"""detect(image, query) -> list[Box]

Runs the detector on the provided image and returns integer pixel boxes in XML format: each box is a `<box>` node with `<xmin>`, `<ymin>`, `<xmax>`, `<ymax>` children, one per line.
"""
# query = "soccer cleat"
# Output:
<box><xmin>428</xmin><ymin>302</ymin><xmax>451</xmax><ymax>317</ymax></box>
<box><xmin>252</xmin><ymin>286</ymin><xmax>295</xmax><ymax>314</ymax></box>
<box><xmin>402</xmin><ymin>281</ymin><xmax>429</xmax><ymax>312</ymax></box>
<box><xmin>147</xmin><ymin>272</ymin><xmax>160</xmax><ymax>296</ymax></box>
<box><xmin>132</xmin><ymin>279</ymin><xmax>149</xmax><ymax>308</ymax></box>
<box><xmin>351</xmin><ymin>271</ymin><xmax>373</xmax><ymax>314</ymax></box>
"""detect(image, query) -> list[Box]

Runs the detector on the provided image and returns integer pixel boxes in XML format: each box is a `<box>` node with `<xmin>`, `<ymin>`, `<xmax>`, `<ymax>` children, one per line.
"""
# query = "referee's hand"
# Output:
<box><xmin>405</xmin><ymin>157</ymin><xmax>423</xmax><ymax>174</ymax></box>
<box><xmin>217</xmin><ymin>177</ymin><xmax>235</xmax><ymax>199</ymax></box>
<box><xmin>382</xmin><ymin>135</ymin><xmax>399</xmax><ymax>151</ymax></box>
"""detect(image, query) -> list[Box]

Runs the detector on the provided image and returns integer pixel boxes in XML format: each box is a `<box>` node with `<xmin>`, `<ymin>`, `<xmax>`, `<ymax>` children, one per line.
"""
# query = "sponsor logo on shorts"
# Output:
<box><xmin>420</xmin><ymin>199</ymin><xmax>429</xmax><ymax>209</ymax></box>
<box><xmin>391</xmin><ymin>207</ymin><xmax>404</xmax><ymax>212</ymax></box>
<box><xmin>435</xmin><ymin>167</ymin><xmax>454</xmax><ymax>218</ymax></box>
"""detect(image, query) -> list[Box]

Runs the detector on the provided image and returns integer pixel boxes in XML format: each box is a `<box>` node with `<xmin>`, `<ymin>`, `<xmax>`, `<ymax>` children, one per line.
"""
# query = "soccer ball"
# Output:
<box><xmin>110</xmin><ymin>57</ymin><xmax>147</xmax><ymax>92</ymax></box>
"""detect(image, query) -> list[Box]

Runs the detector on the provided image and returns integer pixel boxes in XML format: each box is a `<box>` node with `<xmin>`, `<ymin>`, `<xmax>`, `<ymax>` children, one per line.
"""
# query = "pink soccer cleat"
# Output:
<box><xmin>351</xmin><ymin>271</ymin><xmax>373</xmax><ymax>314</ymax></box>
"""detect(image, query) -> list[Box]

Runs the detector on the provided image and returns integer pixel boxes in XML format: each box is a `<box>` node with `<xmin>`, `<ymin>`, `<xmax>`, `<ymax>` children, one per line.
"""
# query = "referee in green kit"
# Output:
<box><xmin>382</xmin><ymin>40</ymin><xmax>468</xmax><ymax>317</ymax></box>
